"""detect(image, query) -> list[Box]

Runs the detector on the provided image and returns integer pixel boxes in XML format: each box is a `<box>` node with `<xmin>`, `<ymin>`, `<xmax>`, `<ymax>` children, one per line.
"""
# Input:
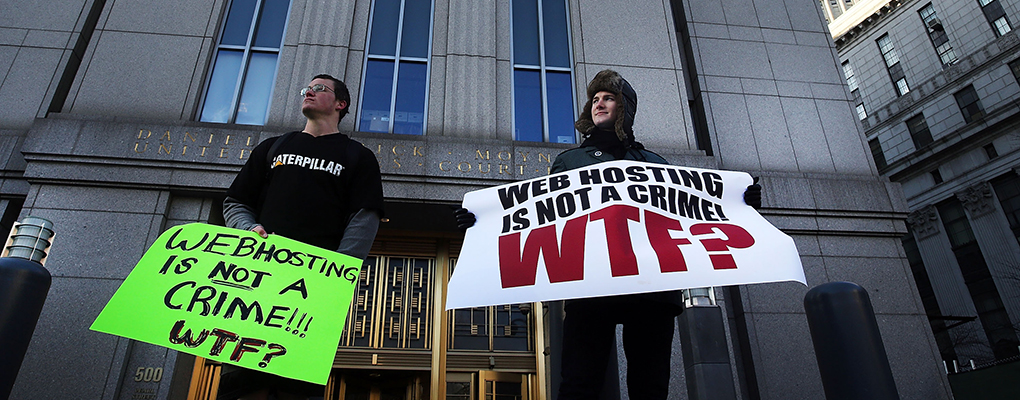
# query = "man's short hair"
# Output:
<box><xmin>313</xmin><ymin>74</ymin><xmax>352</xmax><ymax>121</ymax></box>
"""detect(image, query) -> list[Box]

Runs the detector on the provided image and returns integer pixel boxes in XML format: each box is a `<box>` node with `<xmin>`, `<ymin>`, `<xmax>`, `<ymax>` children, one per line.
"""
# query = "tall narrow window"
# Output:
<box><xmin>919</xmin><ymin>4</ymin><xmax>957</xmax><ymax>65</ymax></box>
<box><xmin>906</xmin><ymin>114</ymin><xmax>933</xmax><ymax>149</ymax></box>
<box><xmin>979</xmin><ymin>0</ymin><xmax>1013</xmax><ymax>36</ymax></box>
<box><xmin>869</xmin><ymin>138</ymin><xmax>887</xmax><ymax>170</ymax></box>
<box><xmin>200</xmin><ymin>0</ymin><xmax>292</xmax><ymax>125</ymax></box>
<box><xmin>843</xmin><ymin>61</ymin><xmax>867</xmax><ymax>120</ymax></box>
<box><xmin>877</xmin><ymin>34</ymin><xmax>909</xmax><ymax>96</ymax></box>
<box><xmin>954</xmin><ymin>85</ymin><xmax>985</xmax><ymax>123</ymax></box>
<box><xmin>511</xmin><ymin>0</ymin><xmax>576</xmax><ymax>143</ymax></box>
<box><xmin>358</xmin><ymin>0</ymin><xmax>434</xmax><ymax>135</ymax></box>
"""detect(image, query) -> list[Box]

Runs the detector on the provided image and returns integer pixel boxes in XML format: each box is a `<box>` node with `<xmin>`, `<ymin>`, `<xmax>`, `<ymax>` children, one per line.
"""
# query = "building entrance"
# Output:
<box><xmin>182</xmin><ymin>233</ymin><xmax>545</xmax><ymax>400</ymax></box>
<box><xmin>334</xmin><ymin>370</ymin><xmax>428</xmax><ymax>400</ymax></box>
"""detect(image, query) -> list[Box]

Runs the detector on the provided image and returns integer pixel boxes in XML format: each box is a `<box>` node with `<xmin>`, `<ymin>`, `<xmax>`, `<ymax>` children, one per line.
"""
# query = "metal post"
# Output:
<box><xmin>804</xmin><ymin>281</ymin><xmax>899</xmax><ymax>400</ymax></box>
<box><xmin>678</xmin><ymin>287</ymin><xmax>736</xmax><ymax>400</ymax></box>
<box><xmin>0</xmin><ymin>217</ymin><xmax>55</xmax><ymax>400</ymax></box>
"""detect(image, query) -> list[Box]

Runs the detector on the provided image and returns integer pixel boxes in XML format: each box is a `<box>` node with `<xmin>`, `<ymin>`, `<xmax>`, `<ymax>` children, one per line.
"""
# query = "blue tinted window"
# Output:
<box><xmin>400</xmin><ymin>0</ymin><xmax>431</xmax><ymax>58</ymax></box>
<box><xmin>360</xmin><ymin>60</ymin><xmax>396</xmax><ymax>133</ymax></box>
<box><xmin>511</xmin><ymin>0</ymin><xmax>575</xmax><ymax>143</ymax></box>
<box><xmin>359</xmin><ymin>0</ymin><xmax>433</xmax><ymax>134</ymax></box>
<box><xmin>200</xmin><ymin>50</ymin><xmax>243</xmax><ymax>123</ymax></box>
<box><xmin>542</xmin><ymin>0</ymin><xmax>569</xmax><ymax>68</ymax></box>
<box><xmin>253</xmin><ymin>0</ymin><xmax>289</xmax><ymax>48</ymax></box>
<box><xmin>221</xmin><ymin>0</ymin><xmax>257</xmax><ymax>46</ymax></box>
<box><xmin>369</xmin><ymin>0</ymin><xmax>401</xmax><ymax>56</ymax></box>
<box><xmin>201</xmin><ymin>0</ymin><xmax>291</xmax><ymax>125</ymax></box>
<box><xmin>235</xmin><ymin>52</ymin><xmax>278</xmax><ymax>125</ymax></box>
<box><xmin>512</xmin><ymin>0</ymin><xmax>540</xmax><ymax>66</ymax></box>
<box><xmin>394</xmin><ymin>62</ymin><xmax>427</xmax><ymax>135</ymax></box>
<box><xmin>514</xmin><ymin>70</ymin><xmax>543</xmax><ymax>142</ymax></box>
<box><xmin>546</xmin><ymin>71</ymin><xmax>574</xmax><ymax>143</ymax></box>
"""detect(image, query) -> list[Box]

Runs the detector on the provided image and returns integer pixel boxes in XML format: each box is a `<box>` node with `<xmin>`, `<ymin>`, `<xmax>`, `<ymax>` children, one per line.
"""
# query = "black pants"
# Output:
<box><xmin>557</xmin><ymin>298</ymin><xmax>677</xmax><ymax>400</ymax></box>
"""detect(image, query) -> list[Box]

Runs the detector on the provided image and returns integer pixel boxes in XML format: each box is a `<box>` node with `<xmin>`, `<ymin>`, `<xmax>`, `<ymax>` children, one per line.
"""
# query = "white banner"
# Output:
<box><xmin>446</xmin><ymin>160</ymin><xmax>805</xmax><ymax>310</ymax></box>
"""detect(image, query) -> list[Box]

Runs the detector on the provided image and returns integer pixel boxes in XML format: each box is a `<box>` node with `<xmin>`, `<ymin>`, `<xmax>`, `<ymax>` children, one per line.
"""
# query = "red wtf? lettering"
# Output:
<box><xmin>497</xmin><ymin>205</ymin><xmax>755</xmax><ymax>288</ymax></box>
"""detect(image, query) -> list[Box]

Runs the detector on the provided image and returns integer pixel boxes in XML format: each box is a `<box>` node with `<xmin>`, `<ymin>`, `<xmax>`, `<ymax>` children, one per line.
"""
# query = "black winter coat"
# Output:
<box><xmin>551</xmin><ymin>144</ymin><xmax>685</xmax><ymax>316</ymax></box>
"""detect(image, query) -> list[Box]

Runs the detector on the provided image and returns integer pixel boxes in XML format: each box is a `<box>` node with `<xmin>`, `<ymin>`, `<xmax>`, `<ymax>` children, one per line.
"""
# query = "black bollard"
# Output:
<box><xmin>0</xmin><ymin>217</ymin><xmax>54</xmax><ymax>400</ymax></box>
<box><xmin>804</xmin><ymin>281</ymin><xmax>899</xmax><ymax>400</ymax></box>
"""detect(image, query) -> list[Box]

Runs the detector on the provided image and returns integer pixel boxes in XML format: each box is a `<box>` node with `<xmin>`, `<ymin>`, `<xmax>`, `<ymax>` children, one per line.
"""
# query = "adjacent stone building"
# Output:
<box><xmin>1</xmin><ymin>0</ymin><xmax>951</xmax><ymax>398</ymax></box>
<box><xmin>829</xmin><ymin>0</ymin><xmax>1020</xmax><ymax>373</ymax></box>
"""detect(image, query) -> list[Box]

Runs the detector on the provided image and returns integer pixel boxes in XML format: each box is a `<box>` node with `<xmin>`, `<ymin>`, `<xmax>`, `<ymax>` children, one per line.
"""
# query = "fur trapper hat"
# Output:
<box><xmin>575</xmin><ymin>69</ymin><xmax>637</xmax><ymax>142</ymax></box>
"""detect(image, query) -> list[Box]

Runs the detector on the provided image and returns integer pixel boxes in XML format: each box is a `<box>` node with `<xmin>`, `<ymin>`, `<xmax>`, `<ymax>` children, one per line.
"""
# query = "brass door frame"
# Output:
<box><xmin>478</xmin><ymin>371</ymin><xmax>529</xmax><ymax>400</ymax></box>
<box><xmin>431</xmin><ymin>239</ymin><xmax>451</xmax><ymax>399</ymax></box>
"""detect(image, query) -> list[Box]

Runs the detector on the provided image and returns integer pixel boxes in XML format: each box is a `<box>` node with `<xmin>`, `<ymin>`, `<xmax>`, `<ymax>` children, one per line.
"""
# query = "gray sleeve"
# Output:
<box><xmin>337</xmin><ymin>208</ymin><xmax>381</xmax><ymax>260</ymax></box>
<box><xmin>223</xmin><ymin>196</ymin><xmax>261</xmax><ymax>231</ymax></box>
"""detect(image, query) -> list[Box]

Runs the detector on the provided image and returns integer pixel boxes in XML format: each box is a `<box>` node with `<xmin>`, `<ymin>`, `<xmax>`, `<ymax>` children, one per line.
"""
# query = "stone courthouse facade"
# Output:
<box><xmin>0</xmin><ymin>0</ymin><xmax>952</xmax><ymax>398</ymax></box>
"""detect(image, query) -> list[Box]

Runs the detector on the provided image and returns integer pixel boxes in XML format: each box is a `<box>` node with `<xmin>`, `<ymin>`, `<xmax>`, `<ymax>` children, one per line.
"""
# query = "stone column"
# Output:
<box><xmin>957</xmin><ymin>182</ymin><xmax>1020</xmax><ymax>329</ymax></box>
<box><xmin>906</xmin><ymin>205</ymin><xmax>993</xmax><ymax>362</ymax></box>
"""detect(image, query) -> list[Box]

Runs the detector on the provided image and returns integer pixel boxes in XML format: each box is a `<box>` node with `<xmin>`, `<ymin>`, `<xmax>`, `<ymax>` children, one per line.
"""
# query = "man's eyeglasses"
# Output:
<box><xmin>300</xmin><ymin>84</ymin><xmax>335</xmax><ymax>96</ymax></box>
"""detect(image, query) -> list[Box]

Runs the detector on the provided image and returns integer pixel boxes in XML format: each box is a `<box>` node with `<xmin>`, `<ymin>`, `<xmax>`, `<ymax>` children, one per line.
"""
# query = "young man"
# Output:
<box><xmin>553</xmin><ymin>69</ymin><xmax>685</xmax><ymax>400</ymax></box>
<box><xmin>220</xmin><ymin>74</ymin><xmax>385</xmax><ymax>400</ymax></box>
<box><xmin>454</xmin><ymin>69</ymin><xmax>761</xmax><ymax>399</ymax></box>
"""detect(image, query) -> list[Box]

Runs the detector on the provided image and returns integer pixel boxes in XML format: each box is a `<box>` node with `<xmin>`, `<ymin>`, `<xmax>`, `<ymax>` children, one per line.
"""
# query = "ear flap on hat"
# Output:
<box><xmin>575</xmin><ymin>97</ymin><xmax>596</xmax><ymax>135</ymax></box>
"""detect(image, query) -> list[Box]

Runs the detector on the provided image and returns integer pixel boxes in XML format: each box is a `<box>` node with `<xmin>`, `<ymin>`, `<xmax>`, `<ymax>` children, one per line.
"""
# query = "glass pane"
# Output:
<box><xmin>400</xmin><ymin>0</ymin><xmax>432</xmax><ymax>58</ymax></box>
<box><xmin>200</xmin><ymin>49</ymin><xmax>244</xmax><ymax>123</ymax></box>
<box><xmin>235</xmin><ymin>52</ymin><xmax>278</xmax><ymax>125</ymax></box>
<box><xmin>341</xmin><ymin>257</ymin><xmax>378</xmax><ymax>347</ymax></box>
<box><xmin>450</xmin><ymin>308</ymin><xmax>490</xmax><ymax>349</ymax></box>
<box><xmin>918</xmin><ymin>5</ymin><xmax>934</xmax><ymax>21</ymax></box>
<box><xmin>253</xmin><ymin>0</ymin><xmax>290</xmax><ymax>48</ymax></box>
<box><xmin>369</xmin><ymin>0</ymin><xmax>401</xmax><ymax>56</ymax></box>
<box><xmin>394</xmin><ymin>62</ymin><xmax>428</xmax><ymax>135</ymax></box>
<box><xmin>896</xmin><ymin>79</ymin><xmax>909</xmax><ymax>95</ymax></box>
<box><xmin>360</xmin><ymin>59</ymin><xmax>395</xmax><ymax>133</ymax></box>
<box><xmin>447</xmin><ymin>382</ymin><xmax>472</xmax><ymax>399</ymax></box>
<box><xmin>995</xmin><ymin>17</ymin><xmax>1012</xmax><ymax>35</ymax></box>
<box><xmin>512</xmin><ymin>0</ymin><xmax>540</xmax><ymax>66</ymax></box>
<box><xmin>842</xmin><ymin>62</ymin><xmax>857</xmax><ymax>90</ymax></box>
<box><xmin>883</xmin><ymin>48</ymin><xmax>899</xmax><ymax>66</ymax></box>
<box><xmin>221</xmin><ymin>0</ymin><xmax>258</xmax><ymax>46</ymax></box>
<box><xmin>955</xmin><ymin>87</ymin><xmax>978</xmax><ymax>106</ymax></box>
<box><xmin>514</xmin><ymin>69</ymin><xmax>543</xmax><ymax>141</ymax></box>
<box><xmin>381</xmin><ymin>257</ymin><xmax>408</xmax><ymax>349</ymax></box>
<box><xmin>542</xmin><ymin>0</ymin><xmax>570</xmax><ymax>68</ymax></box>
<box><xmin>493</xmin><ymin>304</ymin><xmax>530</xmax><ymax>351</ymax></box>
<box><xmin>546</xmin><ymin>71</ymin><xmax>575</xmax><ymax>144</ymax></box>
<box><xmin>495</xmin><ymin>381</ymin><xmax>522</xmax><ymax>397</ymax></box>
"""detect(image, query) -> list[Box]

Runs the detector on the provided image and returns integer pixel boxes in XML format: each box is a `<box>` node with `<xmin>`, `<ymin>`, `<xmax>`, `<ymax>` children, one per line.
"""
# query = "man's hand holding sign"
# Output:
<box><xmin>446</xmin><ymin>160</ymin><xmax>804</xmax><ymax>310</ymax></box>
<box><xmin>91</xmin><ymin>223</ymin><xmax>362</xmax><ymax>385</ymax></box>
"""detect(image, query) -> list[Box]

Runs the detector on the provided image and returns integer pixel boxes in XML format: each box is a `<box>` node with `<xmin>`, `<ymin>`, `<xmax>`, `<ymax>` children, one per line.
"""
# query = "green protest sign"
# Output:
<box><xmin>90</xmin><ymin>223</ymin><xmax>361</xmax><ymax>385</ymax></box>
